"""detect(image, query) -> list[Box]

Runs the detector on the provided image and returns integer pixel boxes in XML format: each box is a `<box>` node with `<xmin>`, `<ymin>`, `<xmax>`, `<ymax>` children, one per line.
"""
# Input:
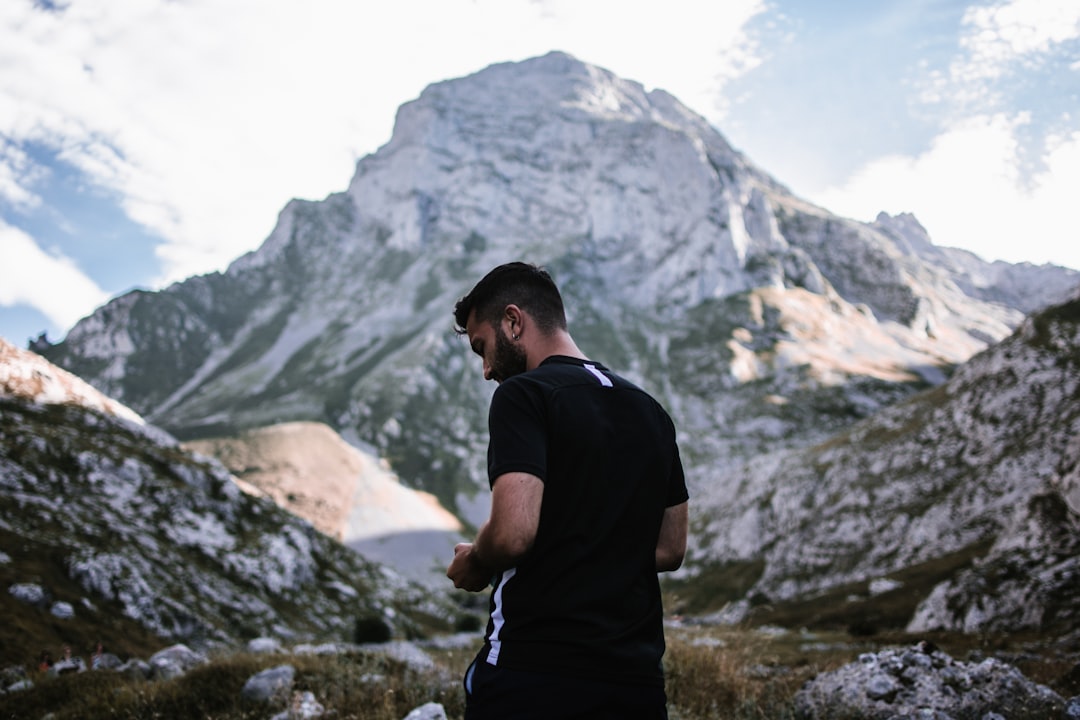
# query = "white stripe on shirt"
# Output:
<box><xmin>583</xmin><ymin>363</ymin><xmax>613</xmax><ymax>387</ymax></box>
<box><xmin>486</xmin><ymin>567</ymin><xmax>516</xmax><ymax>665</ymax></box>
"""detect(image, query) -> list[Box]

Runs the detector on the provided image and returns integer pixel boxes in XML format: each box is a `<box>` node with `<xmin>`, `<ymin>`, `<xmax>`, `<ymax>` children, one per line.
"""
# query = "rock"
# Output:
<box><xmin>8</xmin><ymin>583</ymin><xmax>47</xmax><ymax>607</ymax></box>
<box><xmin>292</xmin><ymin>643</ymin><xmax>344</xmax><ymax>656</ymax></box>
<box><xmin>270</xmin><ymin>690</ymin><xmax>326</xmax><ymax>719</ymax></box>
<box><xmin>402</xmin><ymin>702</ymin><xmax>447</xmax><ymax>720</ymax></box>
<box><xmin>1</xmin><ymin>667</ymin><xmax>32</xmax><ymax>694</ymax></box>
<box><xmin>794</xmin><ymin>643</ymin><xmax>1065</xmax><ymax>719</ymax></box>
<box><xmin>361</xmin><ymin>640</ymin><xmax>436</xmax><ymax>673</ymax></box>
<box><xmin>247</xmin><ymin>637</ymin><xmax>283</xmax><ymax>654</ymax></box>
<box><xmin>49</xmin><ymin>658</ymin><xmax>86</xmax><ymax>676</ymax></box>
<box><xmin>866</xmin><ymin>673</ymin><xmax>901</xmax><ymax>701</ymax></box>
<box><xmin>241</xmin><ymin>664</ymin><xmax>295</xmax><ymax>703</ymax></box>
<box><xmin>150</xmin><ymin>659</ymin><xmax>186</xmax><ymax>681</ymax></box>
<box><xmin>3</xmin><ymin>679</ymin><xmax>33</xmax><ymax>693</ymax></box>
<box><xmin>1</xmin><ymin>666</ymin><xmax>27</xmax><ymax>686</ymax></box>
<box><xmin>119</xmin><ymin>659</ymin><xmax>151</xmax><ymax>680</ymax></box>
<box><xmin>92</xmin><ymin>652</ymin><xmax>124</xmax><ymax>670</ymax></box>
<box><xmin>50</xmin><ymin>601</ymin><xmax>75</xmax><ymax>619</ymax></box>
<box><xmin>1064</xmin><ymin>696</ymin><xmax>1080</xmax><ymax>719</ymax></box>
<box><xmin>148</xmin><ymin>644</ymin><xmax>207</xmax><ymax>673</ymax></box>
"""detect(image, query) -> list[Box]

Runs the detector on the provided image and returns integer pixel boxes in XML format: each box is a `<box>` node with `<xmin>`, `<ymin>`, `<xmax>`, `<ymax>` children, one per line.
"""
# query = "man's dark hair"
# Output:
<box><xmin>454</xmin><ymin>262</ymin><xmax>567</xmax><ymax>335</ymax></box>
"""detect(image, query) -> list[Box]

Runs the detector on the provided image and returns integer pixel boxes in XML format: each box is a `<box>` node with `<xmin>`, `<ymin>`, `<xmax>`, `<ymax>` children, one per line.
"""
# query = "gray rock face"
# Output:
<box><xmin>37</xmin><ymin>52</ymin><xmax>1068</xmax><ymax>510</ymax></box>
<box><xmin>0</xmin><ymin>346</ymin><xmax>457</xmax><ymax>646</ymax></box>
<box><xmin>794</xmin><ymin>642</ymin><xmax>1065</xmax><ymax>719</ymax></box>
<box><xmin>692</xmin><ymin>294</ymin><xmax>1080</xmax><ymax>634</ymax></box>
<box><xmin>15</xmin><ymin>53</ymin><xmax>1080</xmax><ymax>636</ymax></box>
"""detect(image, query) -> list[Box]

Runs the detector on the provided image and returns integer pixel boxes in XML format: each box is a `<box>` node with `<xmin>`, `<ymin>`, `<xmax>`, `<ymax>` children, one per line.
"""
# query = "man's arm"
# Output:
<box><xmin>655</xmin><ymin>501</ymin><xmax>688</xmax><ymax>572</ymax></box>
<box><xmin>447</xmin><ymin>472</ymin><xmax>543</xmax><ymax>591</ymax></box>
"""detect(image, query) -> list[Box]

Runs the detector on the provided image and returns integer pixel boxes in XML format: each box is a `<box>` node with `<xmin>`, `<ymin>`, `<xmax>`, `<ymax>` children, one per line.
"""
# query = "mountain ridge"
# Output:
<box><xmin>25</xmin><ymin>52</ymin><xmax>1080</xmax><ymax>635</ymax></box>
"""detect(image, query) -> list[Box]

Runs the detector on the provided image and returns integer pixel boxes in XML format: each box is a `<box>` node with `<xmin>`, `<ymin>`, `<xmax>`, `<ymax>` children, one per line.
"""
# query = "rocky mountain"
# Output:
<box><xmin>0</xmin><ymin>338</ymin><xmax>459</xmax><ymax>663</ymax></box>
<box><xmin>684</xmin><ymin>291</ymin><xmax>1080</xmax><ymax>636</ymax></box>
<box><xmin>28</xmin><ymin>52</ymin><xmax>1080</xmax><ymax>633</ymax></box>
<box><xmin>38</xmin><ymin>54</ymin><xmax>1077</xmax><ymax>511</ymax></box>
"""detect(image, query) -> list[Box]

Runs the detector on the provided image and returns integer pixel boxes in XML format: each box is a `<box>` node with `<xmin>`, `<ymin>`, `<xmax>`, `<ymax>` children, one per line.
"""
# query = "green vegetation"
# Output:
<box><xmin>741</xmin><ymin>540</ymin><xmax>995</xmax><ymax>636</ymax></box>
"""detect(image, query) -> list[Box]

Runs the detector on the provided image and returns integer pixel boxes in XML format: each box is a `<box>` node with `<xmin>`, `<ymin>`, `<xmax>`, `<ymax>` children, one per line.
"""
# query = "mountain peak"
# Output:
<box><xmin>378</xmin><ymin>51</ymin><xmax>728</xmax><ymax>164</ymax></box>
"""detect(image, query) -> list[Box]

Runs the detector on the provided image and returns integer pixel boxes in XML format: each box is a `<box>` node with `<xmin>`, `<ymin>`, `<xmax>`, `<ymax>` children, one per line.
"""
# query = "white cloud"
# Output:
<box><xmin>0</xmin><ymin>139</ymin><xmax>43</xmax><ymax>210</ymax></box>
<box><xmin>959</xmin><ymin>0</ymin><xmax>1080</xmax><ymax>78</ymax></box>
<box><xmin>814</xmin><ymin>0</ymin><xmax>1080</xmax><ymax>271</ymax></box>
<box><xmin>0</xmin><ymin>219</ymin><xmax>110</xmax><ymax>330</ymax></box>
<box><xmin>0</xmin><ymin>0</ymin><xmax>766</xmax><ymax>291</ymax></box>
<box><xmin>811</xmin><ymin>113</ymin><xmax>1080</xmax><ymax>269</ymax></box>
<box><xmin>940</xmin><ymin>0</ymin><xmax>1080</xmax><ymax>106</ymax></box>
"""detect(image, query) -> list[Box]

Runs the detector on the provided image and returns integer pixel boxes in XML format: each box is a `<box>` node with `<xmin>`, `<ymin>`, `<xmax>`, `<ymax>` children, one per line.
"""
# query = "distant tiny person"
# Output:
<box><xmin>91</xmin><ymin>642</ymin><xmax>105</xmax><ymax>670</ymax></box>
<box><xmin>447</xmin><ymin>262</ymin><xmax>689</xmax><ymax>719</ymax></box>
<box><xmin>37</xmin><ymin>650</ymin><xmax>53</xmax><ymax>672</ymax></box>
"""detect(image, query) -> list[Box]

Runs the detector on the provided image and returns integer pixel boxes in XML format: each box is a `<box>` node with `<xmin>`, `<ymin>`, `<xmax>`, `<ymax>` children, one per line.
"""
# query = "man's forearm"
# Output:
<box><xmin>473</xmin><ymin>518</ymin><xmax>527</xmax><ymax>571</ymax></box>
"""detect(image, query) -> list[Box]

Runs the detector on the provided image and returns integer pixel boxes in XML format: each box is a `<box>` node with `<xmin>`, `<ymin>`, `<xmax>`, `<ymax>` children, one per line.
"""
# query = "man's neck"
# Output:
<box><xmin>526</xmin><ymin>331</ymin><xmax>587</xmax><ymax>371</ymax></box>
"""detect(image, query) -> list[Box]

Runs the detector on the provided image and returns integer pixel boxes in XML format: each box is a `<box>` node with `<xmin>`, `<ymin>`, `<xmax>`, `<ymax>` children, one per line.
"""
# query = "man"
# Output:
<box><xmin>447</xmin><ymin>261</ymin><xmax>689</xmax><ymax>719</ymax></box>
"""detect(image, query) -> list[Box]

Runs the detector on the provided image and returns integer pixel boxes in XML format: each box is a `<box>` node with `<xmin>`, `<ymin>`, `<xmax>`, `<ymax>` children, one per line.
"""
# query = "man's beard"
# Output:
<box><xmin>490</xmin><ymin>326</ymin><xmax>528</xmax><ymax>383</ymax></box>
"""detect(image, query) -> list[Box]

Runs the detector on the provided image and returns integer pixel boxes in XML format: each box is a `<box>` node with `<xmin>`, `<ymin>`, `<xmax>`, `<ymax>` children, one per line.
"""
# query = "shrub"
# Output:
<box><xmin>353</xmin><ymin>615</ymin><xmax>392</xmax><ymax>644</ymax></box>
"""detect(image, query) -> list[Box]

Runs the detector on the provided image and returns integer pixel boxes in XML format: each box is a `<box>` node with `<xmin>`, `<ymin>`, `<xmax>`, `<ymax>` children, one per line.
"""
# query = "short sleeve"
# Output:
<box><xmin>487</xmin><ymin>378</ymin><xmax>548</xmax><ymax>486</ymax></box>
<box><xmin>666</xmin><ymin>441</ymin><xmax>689</xmax><ymax>507</ymax></box>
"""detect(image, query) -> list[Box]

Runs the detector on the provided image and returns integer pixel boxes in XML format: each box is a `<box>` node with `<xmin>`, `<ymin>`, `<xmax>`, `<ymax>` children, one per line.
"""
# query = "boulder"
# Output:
<box><xmin>361</xmin><ymin>640</ymin><xmax>436</xmax><ymax>673</ymax></box>
<box><xmin>247</xmin><ymin>637</ymin><xmax>283</xmax><ymax>654</ymax></box>
<box><xmin>49</xmin><ymin>657</ymin><xmax>86</xmax><ymax>676</ymax></box>
<box><xmin>49</xmin><ymin>601</ymin><xmax>75</xmax><ymax>619</ymax></box>
<box><xmin>8</xmin><ymin>583</ymin><xmax>47</xmax><ymax>607</ymax></box>
<box><xmin>92</xmin><ymin>652</ymin><xmax>124</xmax><ymax>670</ymax></box>
<box><xmin>1</xmin><ymin>666</ymin><xmax>30</xmax><ymax>694</ymax></box>
<box><xmin>402</xmin><ymin>702</ymin><xmax>447</xmax><ymax>720</ymax></box>
<box><xmin>148</xmin><ymin>644</ymin><xmax>206</xmax><ymax>680</ymax></box>
<box><xmin>119</xmin><ymin>659</ymin><xmax>151</xmax><ymax>680</ymax></box>
<box><xmin>149</xmin><ymin>644</ymin><xmax>206</xmax><ymax>672</ymax></box>
<box><xmin>794</xmin><ymin>642</ymin><xmax>1064</xmax><ymax>719</ymax></box>
<box><xmin>241</xmin><ymin>664</ymin><xmax>295</xmax><ymax>703</ymax></box>
<box><xmin>3</xmin><ymin>679</ymin><xmax>33</xmax><ymax>694</ymax></box>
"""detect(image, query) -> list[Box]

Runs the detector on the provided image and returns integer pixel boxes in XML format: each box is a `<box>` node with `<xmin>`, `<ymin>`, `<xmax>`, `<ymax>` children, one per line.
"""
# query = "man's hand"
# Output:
<box><xmin>447</xmin><ymin>542</ymin><xmax>494</xmax><ymax>592</ymax></box>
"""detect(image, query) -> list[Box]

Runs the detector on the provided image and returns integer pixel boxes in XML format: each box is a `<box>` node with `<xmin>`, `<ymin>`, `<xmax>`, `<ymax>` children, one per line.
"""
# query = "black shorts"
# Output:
<box><xmin>463</xmin><ymin>656</ymin><xmax>669</xmax><ymax>720</ymax></box>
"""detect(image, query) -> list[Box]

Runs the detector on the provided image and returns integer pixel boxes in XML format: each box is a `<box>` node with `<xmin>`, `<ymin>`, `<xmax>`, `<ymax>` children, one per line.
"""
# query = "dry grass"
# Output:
<box><xmin>0</xmin><ymin>650</ymin><xmax>465</xmax><ymax>720</ymax></box>
<box><xmin>0</xmin><ymin>628</ymin><xmax>1073</xmax><ymax>720</ymax></box>
<box><xmin>664</xmin><ymin>627</ymin><xmax>852</xmax><ymax>719</ymax></box>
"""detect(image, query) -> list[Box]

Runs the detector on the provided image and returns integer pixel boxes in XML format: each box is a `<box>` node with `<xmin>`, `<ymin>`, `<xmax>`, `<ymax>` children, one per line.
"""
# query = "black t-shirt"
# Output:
<box><xmin>480</xmin><ymin>355</ymin><xmax>688</xmax><ymax>686</ymax></box>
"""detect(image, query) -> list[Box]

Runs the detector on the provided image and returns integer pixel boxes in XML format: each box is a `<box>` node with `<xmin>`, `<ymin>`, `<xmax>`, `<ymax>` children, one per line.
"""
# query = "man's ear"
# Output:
<box><xmin>503</xmin><ymin>304</ymin><xmax>525</xmax><ymax>337</ymax></box>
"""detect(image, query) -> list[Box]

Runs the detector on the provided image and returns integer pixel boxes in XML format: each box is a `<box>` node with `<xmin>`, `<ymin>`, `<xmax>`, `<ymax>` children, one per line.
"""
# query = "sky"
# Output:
<box><xmin>1</xmin><ymin>0</ymin><xmax>1078</xmax><ymax>346</ymax></box>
